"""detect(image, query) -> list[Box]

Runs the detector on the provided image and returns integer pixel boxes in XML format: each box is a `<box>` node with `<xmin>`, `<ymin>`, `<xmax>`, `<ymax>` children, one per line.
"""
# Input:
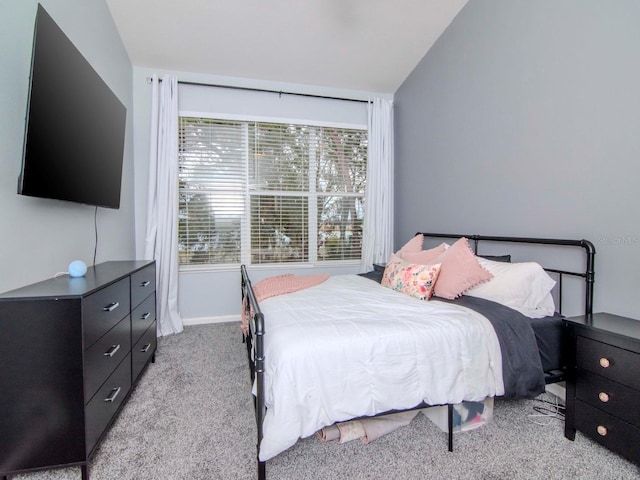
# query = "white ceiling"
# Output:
<box><xmin>105</xmin><ymin>0</ymin><xmax>469</xmax><ymax>94</ymax></box>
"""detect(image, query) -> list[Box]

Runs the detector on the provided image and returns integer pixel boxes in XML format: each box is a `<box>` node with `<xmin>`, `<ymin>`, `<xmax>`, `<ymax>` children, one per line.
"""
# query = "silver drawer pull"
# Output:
<box><xmin>140</xmin><ymin>280</ymin><xmax>150</xmax><ymax>287</ymax></box>
<box><xmin>141</xmin><ymin>343</ymin><xmax>152</xmax><ymax>353</ymax></box>
<box><xmin>599</xmin><ymin>357</ymin><xmax>610</xmax><ymax>368</ymax></box>
<box><xmin>596</xmin><ymin>425</ymin><xmax>608</xmax><ymax>437</ymax></box>
<box><xmin>104</xmin><ymin>344</ymin><xmax>121</xmax><ymax>357</ymax></box>
<box><xmin>141</xmin><ymin>312</ymin><xmax>151</xmax><ymax>320</ymax></box>
<box><xmin>104</xmin><ymin>386</ymin><xmax>121</xmax><ymax>403</ymax></box>
<box><xmin>598</xmin><ymin>392</ymin><xmax>610</xmax><ymax>403</ymax></box>
<box><xmin>103</xmin><ymin>302</ymin><xmax>120</xmax><ymax>312</ymax></box>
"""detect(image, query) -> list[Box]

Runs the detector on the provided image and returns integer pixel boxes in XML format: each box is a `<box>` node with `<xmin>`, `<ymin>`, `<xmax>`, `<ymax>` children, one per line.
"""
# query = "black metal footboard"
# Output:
<box><xmin>241</xmin><ymin>265</ymin><xmax>266</xmax><ymax>480</ymax></box>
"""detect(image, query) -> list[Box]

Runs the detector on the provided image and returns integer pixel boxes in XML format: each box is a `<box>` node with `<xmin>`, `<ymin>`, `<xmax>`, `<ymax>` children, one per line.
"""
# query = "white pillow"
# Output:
<box><xmin>508</xmin><ymin>292</ymin><xmax>556</xmax><ymax>319</ymax></box>
<box><xmin>465</xmin><ymin>258</ymin><xmax>556</xmax><ymax>318</ymax></box>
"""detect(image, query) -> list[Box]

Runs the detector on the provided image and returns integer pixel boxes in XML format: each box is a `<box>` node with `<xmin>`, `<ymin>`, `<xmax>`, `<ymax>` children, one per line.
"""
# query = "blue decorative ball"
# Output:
<box><xmin>68</xmin><ymin>260</ymin><xmax>88</xmax><ymax>277</ymax></box>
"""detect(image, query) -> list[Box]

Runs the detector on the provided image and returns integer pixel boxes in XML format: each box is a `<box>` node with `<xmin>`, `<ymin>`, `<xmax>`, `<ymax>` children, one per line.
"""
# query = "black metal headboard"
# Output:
<box><xmin>418</xmin><ymin>233</ymin><xmax>596</xmax><ymax>316</ymax></box>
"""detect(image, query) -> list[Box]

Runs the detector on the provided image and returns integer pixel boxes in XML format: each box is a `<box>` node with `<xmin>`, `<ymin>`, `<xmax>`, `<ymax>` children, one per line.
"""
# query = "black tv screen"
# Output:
<box><xmin>18</xmin><ymin>4</ymin><xmax>126</xmax><ymax>209</ymax></box>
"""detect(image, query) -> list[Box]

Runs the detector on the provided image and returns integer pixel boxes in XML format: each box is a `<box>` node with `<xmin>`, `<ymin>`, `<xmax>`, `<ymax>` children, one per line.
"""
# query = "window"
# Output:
<box><xmin>178</xmin><ymin>117</ymin><xmax>367</xmax><ymax>267</ymax></box>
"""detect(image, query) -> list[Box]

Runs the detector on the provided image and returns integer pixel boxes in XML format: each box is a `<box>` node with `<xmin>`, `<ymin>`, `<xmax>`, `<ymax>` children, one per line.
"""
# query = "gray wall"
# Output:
<box><xmin>0</xmin><ymin>0</ymin><xmax>135</xmax><ymax>294</ymax></box>
<box><xmin>394</xmin><ymin>0</ymin><xmax>640</xmax><ymax>318</ymax></box>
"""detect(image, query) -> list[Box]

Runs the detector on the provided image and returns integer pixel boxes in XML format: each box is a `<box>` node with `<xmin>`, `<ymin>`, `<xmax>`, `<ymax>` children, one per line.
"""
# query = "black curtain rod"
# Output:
<box><xmin>150</xmin><ymin>77</ymin><xmax>369</xmax><ymax>104</ymax></box>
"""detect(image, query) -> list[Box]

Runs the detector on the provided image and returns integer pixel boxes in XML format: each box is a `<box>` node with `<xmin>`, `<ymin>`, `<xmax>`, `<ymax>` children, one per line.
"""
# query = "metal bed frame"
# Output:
<box><xmin>241</xmin><ymin>233</ymin><xmax>596</xmax><ymax>480</ymax></box>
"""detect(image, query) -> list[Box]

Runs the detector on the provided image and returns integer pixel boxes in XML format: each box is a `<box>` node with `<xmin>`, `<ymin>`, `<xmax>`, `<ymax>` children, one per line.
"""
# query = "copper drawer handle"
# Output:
<box><xmin>599</xmin><ymin>357</ymin><xmax>610</xmax><ymax>368</ymax></box>
<box><xmin>140</xmin><ymin>280</ymin><xmax>150</xmax><ymax>287</ymax></box>
<box><xmin>598</xmin><ymin>392</ymin><xmax>610</xmax><ymax>403</ymax></box>
<box><xmin>596</xmin><ymin>425</ymin><xmax>608</xmax><ymax>436</ymax></box>
<box><xmin>104</xmin><ymin>386</ymin><xmax>122</xmax><ymax>403</ymax></box>
<box><xmin>103</xmin><ymin>302</ymin><xmax>120</xmax><ymax>312</ymax></box>
<box><xmin>141</xmin><ymin>343</ymin><xmax>152</xmax><ymax>353</ymax></box>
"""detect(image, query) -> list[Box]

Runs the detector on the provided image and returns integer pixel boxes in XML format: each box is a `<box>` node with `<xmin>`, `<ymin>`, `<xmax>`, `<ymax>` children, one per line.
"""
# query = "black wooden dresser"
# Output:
<box><xmin>0</xmin><ymin>261</ymin><xmax>157</xmax><ymax>479</ymax></box>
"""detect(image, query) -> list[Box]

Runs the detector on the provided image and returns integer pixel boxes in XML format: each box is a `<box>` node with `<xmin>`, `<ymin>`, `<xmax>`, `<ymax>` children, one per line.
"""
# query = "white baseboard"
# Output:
<box><xmin>182</xmin><ymin>314</ymin><xmax>240</xmax><ymax>326</ymax></box>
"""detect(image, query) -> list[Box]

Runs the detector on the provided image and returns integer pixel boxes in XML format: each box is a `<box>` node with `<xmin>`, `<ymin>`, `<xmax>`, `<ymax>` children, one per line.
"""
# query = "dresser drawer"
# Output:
<box><xmin>131</xmin><ymin>264</ymin><xmax>156</xmax><ymax>309</ymax></box>
<box><xmin>82</xmin><ymin>278</ymin><xmax>130</xmax><ymax>349</ymax></box>
<box><xmin>576</xmin><ymin>336</ymin><xmax>640</xmax><ymax>391</ymax></box>
<box><xmin>84</xmin><ymin>315</ymin><xmax>131</xmax><ymax>402</ymax></box>
<box><xmin>576</xmin><ymin>370</ymin><xmax>640</xmax><ymax>426</ymax></box>
<box><xmin>131</xmin><ymin>293</ymin><xmax>156</xmax><ymax>346</ymax></box>
<box><xmin>85</xmin><ymin>353</ymin><xmax>131</xmax><ymax>455</ymax></box>
<box><xmin>575</xmin><ymin>400</ymin><xmax>640</xmax><ymax>465</ymax></box>
<box><xmin>132</xmin><ymin>320</ymin><xmax>157</xmax><ymax>383</ymax></box>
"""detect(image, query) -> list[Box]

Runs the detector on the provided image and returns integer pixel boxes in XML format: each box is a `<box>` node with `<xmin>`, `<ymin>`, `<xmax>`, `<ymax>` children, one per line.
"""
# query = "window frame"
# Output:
<box><xmin>178</xmin><ymin>111</ymin><xmax>368</xmax><ymax>273</ymax></box>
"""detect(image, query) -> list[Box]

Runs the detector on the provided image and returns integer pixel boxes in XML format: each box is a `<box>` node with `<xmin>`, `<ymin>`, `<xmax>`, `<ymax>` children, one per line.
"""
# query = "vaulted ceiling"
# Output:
<box><xmin>106</xmin><ymin>0</ymin><xmax>469</xmax><ymax>94</ymax></box>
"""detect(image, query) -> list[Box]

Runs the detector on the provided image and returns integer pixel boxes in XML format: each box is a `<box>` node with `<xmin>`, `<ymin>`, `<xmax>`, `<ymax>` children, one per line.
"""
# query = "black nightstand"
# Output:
<box><xmin>564</xmin><ymin>312</ymin><xmax>640</xmax><ymax>465</ymax></box>
<box><xmin>373</xmin><ymin>263</ymin><xmax>386</xmax><ymax>273</ymax></box>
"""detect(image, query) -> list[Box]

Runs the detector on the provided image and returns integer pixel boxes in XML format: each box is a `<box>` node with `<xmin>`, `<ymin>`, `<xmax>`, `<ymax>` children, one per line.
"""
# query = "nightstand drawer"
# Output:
<box><xmin>576</xmin><ymin>370</ymin><xmax>640</xmax><ymax>426</ymax></box>
<box><xmin>577</xmin><ymin>336</ymin><xmax>640</xmax><ymax>391</ymax></box>
<box><xmin>575</xmin><ymin>400</ymin><xmax>640</xmax><ymax>465</ymax></box>
<box><xmin>83</xmin><ymin>278</ymin><xmax>131</xmax><ymax>349</ymax></box>
<box><xmin>84</xmin><ymin>315</ymin><xmax>131</xmax><ymax>402</ymax></box>
<box><xmin>131</xmin><ymin>264</ymin><xmax>156</xmax><ymax>309</ymax></box>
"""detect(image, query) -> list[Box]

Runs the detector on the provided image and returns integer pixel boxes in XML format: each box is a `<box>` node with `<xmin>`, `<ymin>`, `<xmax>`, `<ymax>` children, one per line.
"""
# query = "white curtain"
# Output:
<box><xmin>361</xmin><ymin>97</ymin><xmax>394</xmax><ymax>272</ymax></box>
<box><xmin>144</xmin><ymin>74</ymin><xmax>183</xmax><ymax>336</ymax></box>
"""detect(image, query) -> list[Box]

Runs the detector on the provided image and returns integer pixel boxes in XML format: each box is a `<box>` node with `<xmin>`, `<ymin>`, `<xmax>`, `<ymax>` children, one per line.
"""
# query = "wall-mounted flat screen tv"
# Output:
<box><xmin>18</xmin><ymin>4</ymin><xmax>126</xmax><ymax>209</ymax></box>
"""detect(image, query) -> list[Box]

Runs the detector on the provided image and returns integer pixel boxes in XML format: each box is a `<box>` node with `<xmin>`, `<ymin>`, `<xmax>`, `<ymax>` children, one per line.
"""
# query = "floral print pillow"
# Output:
<box><xmin>381</xmin><ymin>255</ymin><xmax>442</xmax><ymax>301</ymax></box>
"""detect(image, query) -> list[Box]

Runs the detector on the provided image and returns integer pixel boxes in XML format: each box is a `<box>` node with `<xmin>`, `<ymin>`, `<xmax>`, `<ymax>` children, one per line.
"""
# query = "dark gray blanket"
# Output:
<box><xmin>436</xmin><ymin>295</ymin><xmax>546</xmax><ymax>399</ymax></box>
<box><xmin>359</xmin><ymin>270</ymin><xmax>546</xmax><ymax>399</ymax></box>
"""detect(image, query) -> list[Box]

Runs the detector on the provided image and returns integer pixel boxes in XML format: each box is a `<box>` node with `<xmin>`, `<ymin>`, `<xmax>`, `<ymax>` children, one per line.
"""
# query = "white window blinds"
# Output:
<box><xmin>178</xmin><ymin>117</ymin><xmax>367</xmax><ymax>266</ymax></box>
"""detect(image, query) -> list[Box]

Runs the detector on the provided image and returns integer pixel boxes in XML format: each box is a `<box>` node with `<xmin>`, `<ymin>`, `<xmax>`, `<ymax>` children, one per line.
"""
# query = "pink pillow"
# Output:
<box><xmin>381</xmin><ymin>255</ymin><xmax>441</xmax><ymax>301</ymax></box>
<box><xmin>396</xmin><ymin>234</ymin><xmax>424</xmax><ymax>254</ymax></box>
<box><xmin>399</xmin><ymin>242</ymin><xmax>447</xmax><ymax>265</ymax></box>
<box><xmin>431</xmin><ymin>237</ymin><xmax>493</xmax><ymax>299</ymax></box>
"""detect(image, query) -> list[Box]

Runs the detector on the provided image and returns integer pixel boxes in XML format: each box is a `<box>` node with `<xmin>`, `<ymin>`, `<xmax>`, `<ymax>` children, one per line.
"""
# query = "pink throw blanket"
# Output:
<box><xmin>241</xmin><ymin>273</ymin><xmax>329</xmax><ymax>335</ymax></box>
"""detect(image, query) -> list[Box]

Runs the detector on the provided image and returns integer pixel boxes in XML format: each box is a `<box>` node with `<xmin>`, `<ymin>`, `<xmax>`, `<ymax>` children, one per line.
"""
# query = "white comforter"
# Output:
<box><xmin>256</xmin><ymin>274</ymin><xmax>504</xmax><ymax>461</ymax></box>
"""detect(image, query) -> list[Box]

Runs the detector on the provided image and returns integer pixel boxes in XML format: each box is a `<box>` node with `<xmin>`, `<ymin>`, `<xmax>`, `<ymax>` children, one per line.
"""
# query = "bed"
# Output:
<box><xmin>241</xmin><ymin>233</ymin><xmax>596</xmax><ymax>480</ymax></box>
